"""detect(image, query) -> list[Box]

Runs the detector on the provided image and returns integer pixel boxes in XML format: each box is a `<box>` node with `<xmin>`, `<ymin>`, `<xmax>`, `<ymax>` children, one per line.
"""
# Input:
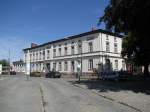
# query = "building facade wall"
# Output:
<box><xmin>23</xmin><ymin>30</ymin><xmax>125</xmax><ymax>74</ymax></box>
<box><xmin>13</xmin><ymin>61</ymin><xmax>25</xmax><ymax>73</ymax></box>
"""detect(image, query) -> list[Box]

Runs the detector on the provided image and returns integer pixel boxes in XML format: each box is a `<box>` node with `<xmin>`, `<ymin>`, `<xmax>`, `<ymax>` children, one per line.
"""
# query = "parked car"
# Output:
<box><xmin>2</xmin><ymin>71</ymin><xmax>9</xmax><ymax>75</ymax></box>
<box><xmin>30</xmin><ymin>72</ymin><xmax>42</xmax><ymax>77</ymax></box>
<box><xmin>101</xmin><ymin>71</ymin><xmax>129</xmax><ymax>81</ymax></box>
<box><xmin>45</xmin><ymin>71</ymin><xmax>61</xmax><ymax>78</ymax></box>
<box><xmin>10</xmin><ymin>71</ymin><xmax>16</xmax><ymax>75</ymax></box>
<box><xmin>118</xmin><ymin>71</ymin><xmax>131</xmax><ymax>79</ymax></box>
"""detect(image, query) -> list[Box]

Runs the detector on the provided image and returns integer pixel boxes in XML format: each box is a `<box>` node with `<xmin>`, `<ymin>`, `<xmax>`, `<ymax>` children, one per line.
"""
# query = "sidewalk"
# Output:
<box><xmin>65</xmin><ymin>78</ymin><xmax>150</xmax><ymax>112</ymax></box>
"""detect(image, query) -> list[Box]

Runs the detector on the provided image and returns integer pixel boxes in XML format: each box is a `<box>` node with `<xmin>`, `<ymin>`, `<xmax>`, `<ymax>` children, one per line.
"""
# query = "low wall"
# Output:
<box><xmin>61</xmin><ymin>72</ymin><xmax>98</xmax><ymax>79</ymax></box>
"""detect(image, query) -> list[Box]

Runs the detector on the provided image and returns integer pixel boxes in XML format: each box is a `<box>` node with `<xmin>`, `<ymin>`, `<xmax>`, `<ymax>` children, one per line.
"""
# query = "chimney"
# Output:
<box><xmin>91</xmin><ymin>26</ymin><xmax>97</xmax><ymax>31</ymax></box>
<box><xmin>31</xmin><ymin>43</ymin><xmax>38</xmax><ymax>48</ymax></box>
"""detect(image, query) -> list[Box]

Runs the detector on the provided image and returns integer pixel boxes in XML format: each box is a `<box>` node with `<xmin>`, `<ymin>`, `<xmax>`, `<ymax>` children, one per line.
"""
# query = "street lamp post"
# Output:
<box><xmin>77</xmin><ymin>57</ymin><xmax>82</xmax><ymax>83</ymax></box>
<box><xmin>76</xmin><ymin>41</ymin><xmax>82</xmax><ymax>83</ymax></box>
<box><xmin>79</xmin><ymin>51</ymin><xmax>83</xmax><ymax>83</ymax></box>
<box><xmin>8</xmin><ymin>49</ymin><xmax>11</xmax><ymax>75</ymax></box>
<box><xmin>0</xmin><ymin>64</ymin><xmax>2</xmax><ymax>78</ymax></box>
<box><xmin>26</xmin><ymin>50</ymin><xmax>30</xmax><ymax>81</ymax></box>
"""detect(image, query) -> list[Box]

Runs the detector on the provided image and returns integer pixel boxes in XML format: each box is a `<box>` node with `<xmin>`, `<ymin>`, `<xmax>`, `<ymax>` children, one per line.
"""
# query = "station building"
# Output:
<box><xmin>23</xmin><ymin>29</ymin><xmax>126</xmax><ymax>75</ymax></box>
<box><xmin>12</xmin><ymin>60</ymin><xmax>25</xmax><ymax>73</ymax></box>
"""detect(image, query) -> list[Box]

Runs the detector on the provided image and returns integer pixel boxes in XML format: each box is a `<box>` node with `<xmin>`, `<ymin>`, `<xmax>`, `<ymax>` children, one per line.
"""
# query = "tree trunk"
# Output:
<box><xmin>144</xmin><ymin>64</ymin><xmax>149</xmax><ymax>77</ymax></box>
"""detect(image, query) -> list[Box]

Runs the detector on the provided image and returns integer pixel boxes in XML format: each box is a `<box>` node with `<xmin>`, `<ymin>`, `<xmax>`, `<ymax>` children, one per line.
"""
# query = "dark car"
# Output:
<box><xmin>10</xmin><ymin>71</ymin><xmax>16</xmax><ymax>75</ymax></box>
<box><xmin>101</xmin><ymin>71</ymin><xmax>129</xmax><ymax>81</ymax></box>
<box><xmin>45</xmin><ymin>71</ymin><xmax>61</xmax><ymax>78</ymax></box>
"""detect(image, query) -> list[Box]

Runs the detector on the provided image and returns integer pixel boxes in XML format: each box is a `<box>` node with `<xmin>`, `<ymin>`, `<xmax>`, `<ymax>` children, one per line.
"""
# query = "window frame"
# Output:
<box><xmin>88</xmin><ymin>59</ymin><xmax>93</xmax><ymax>70</ymax></box>
<box><xmin>114</xmin><ymin>43</ymin><xmax>118</xmax><ymax>53</ymax></box>
<box><xmin>64</xmin><ymin>61</ymin><xmax>68</xmax><ymax>71</ymax></box>
<box><xmin>106</xmin><ymin>41</ymin><xmax>110</xmax><ymax>52</ymax></box>
<box><xmin>58</xmin><ymin>62</ymin><xmax>62</xmax><ymax>71</ymax></box>
<box><xmin>71</xmin><ymin>46</ymin><xmax>75</xmax><ymax>55</ymax></box>
<box><xmin>88</xmin><ymin>42</ymin><xmax>93</xmax><ymax>52</ymax></box>
<box><xmin>47</xmin><ymin>50</ymin><xmax>50</xmax><ymax>59</ymax></box>
<box><xmin>58</xmin><ymin>48</ymin><xmax>61</xmax><ymax>56</ymax></box>
<box><xmin>115</xmin><ymin>60</ymin><xmax>118</xmax><ymax>70</ymax></box>
<box><xmin>53</xmin><ymin>49</ymin><xmax>56</xmax><ymax>57</ymax></box>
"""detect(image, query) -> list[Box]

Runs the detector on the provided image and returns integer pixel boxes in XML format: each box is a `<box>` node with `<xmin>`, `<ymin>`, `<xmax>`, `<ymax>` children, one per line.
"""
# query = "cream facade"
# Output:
<box><xmin>23</xmin><ymin>29</ymin><xmax>126</xmax><ymax>74</ymax></box>
<box><xmin>13</xmin><ymin>60</ymin><xmax>25</xmax><ymax>73</ymax></box>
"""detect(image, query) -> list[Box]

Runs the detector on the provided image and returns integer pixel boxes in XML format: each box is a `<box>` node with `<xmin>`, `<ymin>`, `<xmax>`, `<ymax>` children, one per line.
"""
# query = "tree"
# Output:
<box><xmin>99</xmin><ymin>0</ymin><xmax>150</xmax><ymax>76</ymax></box>
<box><xmin>0</xmin><ymin>59</ymin><xmax>9</xmax><ymax>66</ymax></box>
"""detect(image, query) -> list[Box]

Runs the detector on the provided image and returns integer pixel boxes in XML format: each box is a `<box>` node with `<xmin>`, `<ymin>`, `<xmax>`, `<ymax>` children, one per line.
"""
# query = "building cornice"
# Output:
<box><xmin>23</xmin><ymin>29</ymin><xmax>123</xmax><ymax>51</ymax></box>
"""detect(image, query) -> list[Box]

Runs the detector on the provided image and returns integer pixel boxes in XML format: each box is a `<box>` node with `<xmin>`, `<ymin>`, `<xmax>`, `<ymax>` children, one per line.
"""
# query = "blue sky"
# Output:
<box><xmin>0</xmin><ymin>0</ymin><xmax>109</xmax><ymax>62</ymax></box>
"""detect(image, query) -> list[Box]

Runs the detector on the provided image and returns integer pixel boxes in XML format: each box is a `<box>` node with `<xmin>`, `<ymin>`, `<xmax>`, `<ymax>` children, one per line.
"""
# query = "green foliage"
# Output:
<box><xmin>99</xmin><ymin>0</ymin><xmax>150</xmax><ymax>34</ymax></box>
<box><xmin>99</xmin><ymin>0</ymin><xmax>150</xmax><ymax>75</ymax></box>
<box><xmin>0</xmin><ymin>59</ymin><xmax>9</xmax><ymax>66</ymax></box>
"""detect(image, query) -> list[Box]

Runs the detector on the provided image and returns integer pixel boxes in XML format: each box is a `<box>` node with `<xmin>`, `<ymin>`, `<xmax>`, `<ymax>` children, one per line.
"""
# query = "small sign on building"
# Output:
<box><xmin>0</xmin><ymin>64</ymin><xmax>2</xmax><ymax>75</ymax></box>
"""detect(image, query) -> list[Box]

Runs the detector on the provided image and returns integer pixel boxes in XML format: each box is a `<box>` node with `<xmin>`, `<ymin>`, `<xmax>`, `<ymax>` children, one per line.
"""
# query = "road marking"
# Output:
<box><xmin>39</xmin><ymin>83</ymin><xmax>47</xmax><ymax>112</ymax></box>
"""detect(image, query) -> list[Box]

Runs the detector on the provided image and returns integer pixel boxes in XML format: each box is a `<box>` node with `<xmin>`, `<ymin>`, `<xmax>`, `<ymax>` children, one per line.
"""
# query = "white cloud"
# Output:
<box><xmin>0</xmin><ymin>37</ymin><xmax>30</xmax><ymax>62</ymax></box>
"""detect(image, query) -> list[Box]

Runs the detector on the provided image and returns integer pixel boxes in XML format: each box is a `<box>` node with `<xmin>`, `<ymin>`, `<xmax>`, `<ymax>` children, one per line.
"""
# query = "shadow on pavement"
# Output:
<box><xmin>68</xmin><ymin>76</ymin><xmax>150</xmax><ymax>95</ymax></box>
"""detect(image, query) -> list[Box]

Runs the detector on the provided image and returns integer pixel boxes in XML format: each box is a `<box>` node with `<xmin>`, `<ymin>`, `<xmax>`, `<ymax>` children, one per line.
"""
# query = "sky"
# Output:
<box><xmin>0</xmin><ymin>0</ymin><xmax>109</xmax><ymax>62</ymax></box>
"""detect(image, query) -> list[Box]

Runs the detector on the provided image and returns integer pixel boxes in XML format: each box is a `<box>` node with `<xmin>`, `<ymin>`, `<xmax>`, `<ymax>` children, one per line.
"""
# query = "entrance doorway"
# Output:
<box><xmin>105</xmin><ymin>59</ymin><xmax>112</xmax><ymax>71</ymax></box>
<box><xmin>46</xmin><ymin>63</ymin><xmax>50</xmax><ymax>72</ymax></box>
<box><xmin>71</xmin><ymin>61</ymin><xmax>75</xmax><ymax>72</ymax></box>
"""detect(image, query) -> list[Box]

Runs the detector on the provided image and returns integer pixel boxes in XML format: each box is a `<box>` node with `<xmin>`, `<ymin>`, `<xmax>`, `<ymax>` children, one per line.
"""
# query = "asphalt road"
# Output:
<box><xmin>0</xmin><ymin>75</ymin><xmax>139</xmax><ymax>112</ymax></box>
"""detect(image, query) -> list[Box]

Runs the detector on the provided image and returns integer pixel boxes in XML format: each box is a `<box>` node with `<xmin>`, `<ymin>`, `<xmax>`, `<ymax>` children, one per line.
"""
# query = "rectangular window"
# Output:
<box><xmin>30</xmin><ymin>54</ymin><xmax>32</xmax><ymax>61</ymax></box>
<box><xmin>53</xmin><ymin>49</ymin><xmax>56</xmax><ymax>57</ymax></box>
<box><xmin>36</xmin><ymin>53</ymin><xmax>38</xmax><ymax>61</ymax></box>
<box><xmin>122</xmin><ymin>60</ymin><xmax>126</xmax><ymax>70</ymax></box>
<box><xmin>39</xmin><ymin>52</ymin><xmax>42</xmax><ymax>60</ymax></box>
<box><xmin>25</xmin><ymin>54</ymin><xmax>27</xmax><ymax>62</ymax></box>
<box><xmin>114</xmin><ymin>37</ymin><xmax>117</xmax><ymax>42</ymax></box>
<box><xmin>114</xmin><ymin>43</ymin><xmax>118</xmax><ymax>53</ymax></box>
<box><xmin>71</xmin><ymin>46</ymin><xmax>75</xmax><ymax>55</ymax></box>
<box><xmin>53</xmin><ymin>62</ymin><xmax>56</xmax><ymax>71</ymax></box>
<box><xmin>46</xmin><ymin>63</ymin><xmax>50</xmax><ymax>71</ymax></box>
<box><xmin>115</xmin><ymin>60</ymin><xmax>118</xmax><ymax>70</ymax></box>
<box><xmin>43</xmin><ymin>51</ymin><xmax>45</xmax><ymax>60</ymax></box>
<box><xmin>46</xmin><ymin>45</ymin><xmax>51</xmax><ymax>49</ymax></box>
<box><xmin>64</xmin><ymin>47</ymin><xmax>67</xmax><ymax>56</ymax></box>
<box><xmin>33</xmin><ymin>53</ymin><xmax>35</xmax><ymax>61</ymax></box>
<box><xmin>106</xmin><ymin>42</ymin><xmax>110</xmax><ymax>52</ymax></box>
<box><xmin>39</xmin><ymin>63</ymin><xmax>41</xmax><ymax>71</ymax></box>
<box><xmin>88</xmin><ymin>42</ymin><xmax>93</xmax><ymax>52</ymax></box>
<box><xmin>78</xmin><ymin>44</ymin><xmax>82</xmax><ymax>54</ymax></box>
<box><xmin>71</xmin><ymin>61</ymin><xmax>75</xmax><ymax>72</ymax></box>
<box><xmin>47</xmin><ymin>50</ymin><xmax>50</xmax><ymax>59</ymax></box>
<box><xmin>58</xmin><ymin>48</ymin><xmax>61</xmax><ymax>56</ymax></box>
<box><xmin>58</xmin><ymin>62</ymin><xmax>62</xmax><ymax>71</ymax></box>
<box><xmin>64</xmin><ymin>61</ymin><xmax>68</xmax><ymax>71</ymax></box>
<box><xmin>106</xmin><ymin>35</ymin><xmax>109</xmax><ymax>40</ymax></box>
<box><xmin>88</xmin><ymin>59</ymin><xmax>93</xmax><ymax>70</ymax></box>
